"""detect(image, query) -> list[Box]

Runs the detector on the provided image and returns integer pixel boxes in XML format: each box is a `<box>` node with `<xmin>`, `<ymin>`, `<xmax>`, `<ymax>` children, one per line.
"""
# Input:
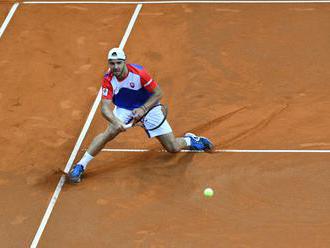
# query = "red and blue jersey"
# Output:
<box><xmin>101</xmin><ymin>64</ymin><xmax>158</xmax><ymax>110</ymax></box>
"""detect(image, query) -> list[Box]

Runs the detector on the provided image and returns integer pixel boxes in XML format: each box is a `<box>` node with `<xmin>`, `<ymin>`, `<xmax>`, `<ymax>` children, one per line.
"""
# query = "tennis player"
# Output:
<box><xmin>69</xmin><ymin>48</ymin><xmax>213</xmax><ymax>183</ymax></box>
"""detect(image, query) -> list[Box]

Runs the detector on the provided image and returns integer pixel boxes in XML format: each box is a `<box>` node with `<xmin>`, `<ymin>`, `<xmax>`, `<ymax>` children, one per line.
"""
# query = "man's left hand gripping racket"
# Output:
<box><xmin>124</xmin><ymin>104</ymin><xmax>168</xmax><ymax>131</ymax></box>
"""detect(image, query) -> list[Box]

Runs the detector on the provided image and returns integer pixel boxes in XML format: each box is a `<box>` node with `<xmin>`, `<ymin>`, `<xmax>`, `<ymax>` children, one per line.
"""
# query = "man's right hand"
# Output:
<box><xmin>132</xmin><ymin>107</ymin><xmax>146</xmax><ymax>122</ymax></box>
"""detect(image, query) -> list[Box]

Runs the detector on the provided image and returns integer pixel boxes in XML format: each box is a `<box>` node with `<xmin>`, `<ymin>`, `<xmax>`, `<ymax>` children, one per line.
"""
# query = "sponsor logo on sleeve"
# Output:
<box><xmin>102</xmin><ymin>88</ymin><xmax>109</xmax><ymax>96</ymax></box>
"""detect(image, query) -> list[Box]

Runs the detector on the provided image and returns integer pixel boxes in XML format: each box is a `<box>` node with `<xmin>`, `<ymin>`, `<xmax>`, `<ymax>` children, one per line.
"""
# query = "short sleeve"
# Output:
<box><xmin>101</xmin><ymin>75</ymin><xmax>113</xmax><ymax>100</ymax></box>
<box><xmin>140</xmin><ymin>69</ymin><xmax>158</xmax><ymax>92</ymax></box>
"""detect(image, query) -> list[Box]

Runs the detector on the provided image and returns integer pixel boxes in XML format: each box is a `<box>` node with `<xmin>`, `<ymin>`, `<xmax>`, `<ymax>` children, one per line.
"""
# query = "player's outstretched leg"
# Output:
<box><xmin>68</xmin><ymin>125</ymin><xmax>122</xmax><ymax>183</ymax></box>
<box><xmin>157</xmin><ymin>132</ymin><xmax>214</xmax><ymax>153</ymax></box>
<box><xmin>156</xmin><ymin>133</ymin><xmax>186</xmax><ymax>153</ymax></box>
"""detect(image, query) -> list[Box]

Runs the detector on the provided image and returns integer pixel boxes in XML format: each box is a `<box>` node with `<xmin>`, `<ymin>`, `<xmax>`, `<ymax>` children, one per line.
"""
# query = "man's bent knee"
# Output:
<box><xmin>157</xmin><ymin>133</ymin><xmax>182</xmax><ymax>153</ymax></box>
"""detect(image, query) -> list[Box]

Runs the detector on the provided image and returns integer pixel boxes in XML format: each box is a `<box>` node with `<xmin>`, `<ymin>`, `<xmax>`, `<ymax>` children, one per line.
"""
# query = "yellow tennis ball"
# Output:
<box><xmin>204</xmin><ymin>187</ymin><xmax>214</xmax><ymax>198</ymax></box>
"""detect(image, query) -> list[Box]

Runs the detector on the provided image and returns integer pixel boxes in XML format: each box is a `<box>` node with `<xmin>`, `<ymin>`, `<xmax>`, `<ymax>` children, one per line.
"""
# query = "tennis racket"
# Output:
<box><xmin>124</xmin><ymin>104</ymin><xmax>168</xmax><ymax>131</ymax></box>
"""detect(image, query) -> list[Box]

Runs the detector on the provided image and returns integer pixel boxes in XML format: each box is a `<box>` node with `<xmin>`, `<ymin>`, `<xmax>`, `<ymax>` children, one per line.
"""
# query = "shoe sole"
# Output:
<box><xmin>69</xmin><ymin>176</ymin><xmax>81</xmax><ymax>184</ymax></box>
<box><xmin>66</xmin><ymin>173</ymin><xmax>82</xmax><ymax>184</ymax></box>
<box><xmin>201</xmin><ymin>137</ymin><xmax>214</xmax><ymax>152</ymax></box>
<box><xmin>204</xmin><ymin>140</ymin><xmax>214</xmax><ymax>152</ymax></box>
<box><xmin>68</xmin><ymin>165</ymin><xmax>85</xmax><ymax>184</ymax></box>
<box><xmin>67</xmin><ymin>172</ymin><xmax>83</xmax><ymax>184</ymax></box>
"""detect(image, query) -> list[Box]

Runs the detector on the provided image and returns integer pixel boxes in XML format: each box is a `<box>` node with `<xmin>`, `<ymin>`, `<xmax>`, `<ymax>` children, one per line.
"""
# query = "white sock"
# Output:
<box><xmin>184</xmin><ymin>137</ymin><xmax>191</xmax><ymax>147</ymax></box>
<box><xmin>78</xmin><ymin>152</ymin><xmax>94</xmax><ymax>170</ymax></box>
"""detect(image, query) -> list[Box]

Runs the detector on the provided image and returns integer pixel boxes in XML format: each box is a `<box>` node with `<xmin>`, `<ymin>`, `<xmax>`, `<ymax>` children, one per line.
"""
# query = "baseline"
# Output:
<box><xmin>23</xmin><ymin>1</ymin><xmax>330</xmax><ymax>5</ymax></box>
<box><xmin>101</xmin><ymin>148</ymin><xmax>330</xmax><ymax>153</ymax></box>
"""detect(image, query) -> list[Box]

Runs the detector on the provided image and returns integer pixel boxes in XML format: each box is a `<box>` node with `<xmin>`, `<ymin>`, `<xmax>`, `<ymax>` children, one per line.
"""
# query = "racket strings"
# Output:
<box><xmin>143</xmin><ymin>106</ymin><xmax>167</xmax><ymax>130</ymax></box>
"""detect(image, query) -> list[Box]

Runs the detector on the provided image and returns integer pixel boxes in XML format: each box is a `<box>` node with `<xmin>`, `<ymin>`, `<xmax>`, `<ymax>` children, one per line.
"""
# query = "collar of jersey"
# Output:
<box><xmin>115</xmin><ymin>71</ymin><xmax>130</xmax><ymax>82</ymax></box>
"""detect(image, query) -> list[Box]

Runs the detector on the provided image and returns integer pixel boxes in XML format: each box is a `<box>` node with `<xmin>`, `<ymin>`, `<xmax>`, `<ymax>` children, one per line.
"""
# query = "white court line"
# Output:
<box><xmin>0</xmin><ymin>3</ymin><xmax>19</xmax><ymax>39</ymax></box>
<box><xmin>102</xmin><ymin>148</ymin><xmax>330</xmax><ymax>153</ymax></box>
<box><xmin>23</xmin><ymin>1</ymin><xmax>330</xmax><ymax>4</ymax></box>
<box><xmin>30</xmin><ymin>4</ymin><xmax>143</xmax><ymax>248</ymax></box>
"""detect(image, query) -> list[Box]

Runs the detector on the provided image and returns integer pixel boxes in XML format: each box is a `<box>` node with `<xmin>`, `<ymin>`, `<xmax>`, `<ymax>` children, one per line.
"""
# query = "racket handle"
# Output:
<box><xmin>124</xmin><ymin>123</ymin><xmax>133</xmax><ymax>129</ymax></box>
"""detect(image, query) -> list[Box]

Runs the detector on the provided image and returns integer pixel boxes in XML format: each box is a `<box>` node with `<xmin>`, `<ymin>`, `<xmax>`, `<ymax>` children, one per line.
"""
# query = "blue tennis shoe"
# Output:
<box><xmin>184</xmin><ymin>133</ymin><xmax>214</xmax><ymax>152</ymax></box>
<box><xmin>68</xmin><ymin>164</ymin><xmax>84</xmax><ymax>183</ymax></box>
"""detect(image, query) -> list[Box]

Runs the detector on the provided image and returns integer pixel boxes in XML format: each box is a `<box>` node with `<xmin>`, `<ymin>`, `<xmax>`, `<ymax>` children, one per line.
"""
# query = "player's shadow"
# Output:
<box><xmin>134</xmin><ymin>151</ymin><xmax>195</xmax><ymax>184</ymax></box>
<box><xmin>28</xmin><ymin>168</ymin><xmax>66</xmax><ymax>191</ymax></box>
<box><xmin>30</xmin><ymin>147</ymin><xmax>195</xmax><ymax>192</ymax></box>
<box><xmin>83</xmin><ymin>150</ymin><xmax>196</xmax><ymax>197</ymax></box>
<box><xmin>84</xmin><ymin>147</ymin><xmax>195</xmax><ymax>187</ymax></box>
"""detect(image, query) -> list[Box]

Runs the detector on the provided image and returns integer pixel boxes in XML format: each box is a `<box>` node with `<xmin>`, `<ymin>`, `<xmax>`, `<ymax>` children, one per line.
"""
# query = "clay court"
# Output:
<box><xmin>1</xmin><ymin>1</ymin><xmax>330</xmax><ymax>247</ymax></box>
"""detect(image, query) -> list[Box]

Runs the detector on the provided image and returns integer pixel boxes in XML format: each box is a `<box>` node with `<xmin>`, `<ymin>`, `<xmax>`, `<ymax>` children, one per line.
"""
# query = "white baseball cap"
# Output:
<box><xmin>107</xmin><ymin>47</ymin><xmax>126</xmax><ymax>60</ymax></box>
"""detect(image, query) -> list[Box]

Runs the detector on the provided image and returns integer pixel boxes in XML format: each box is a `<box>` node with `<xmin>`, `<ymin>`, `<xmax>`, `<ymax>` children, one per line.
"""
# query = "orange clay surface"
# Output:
<box><xmin>1</xmin><ymin>3</ymin><xmax>330</xmax><ymax>247</ymax></box>
<box><xmin>0</xmin><ymin>4</ymin><xmax>12</xmax><ymax>23</ymax></box>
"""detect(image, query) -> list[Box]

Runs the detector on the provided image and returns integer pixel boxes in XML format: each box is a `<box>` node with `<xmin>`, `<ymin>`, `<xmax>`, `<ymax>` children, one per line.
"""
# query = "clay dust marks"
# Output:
<box><xmin>60</xmin><ymin>100</ymin><xmax>72</xmax><ymax>109</ymax></box>
<box><xmin>56</xmin><ymin>130</ymin><xmax>74</xmax><ymax>139</ymax></box>
<box><xmin>134</xmin><ymin>229</ymin><xmax>157</xmax><ymax>246</ymax></box>
<box><xmin>96</xmin><ymin>198</ymin><xmax>109</xmax><ymax>206</ymax></box>
<box><xmin>10</xmin><ymin>215</ymin><xmax>28</xmax><ymax>225</ymax></box>
<box><xmin>71</xmin><ymin>109</ymin><xmax>83</xmax><ymax>120</ymax></box>
<box><xmin>16</xmin><ymin>116</ymin><xmax>76</xmax><ymax>148</ymax></box>
<box><xmin>299</xmin><ymin>142</ymin><xmax>330</xmax><ymax>149</ymax></box>
<box><xmin>97</xmin><ymin>41</ymin><xmax>109</xmax><ymax>46</ymax></box>
<box><xmin>87</xmin><ymin>86</ymin><xmax>98</xmax><ymax>95</ymax></box>
<box><xmin>220</xmin><ymin>104</ymin><xmax>289</xmax><ymax>148</ymax></box>
<box><xmin>39</xmin><ymin>129</ymin><xmax>75</xmax><ymax>148</ymax></box>
<box><xmin>187</xmin><ymin>106</ymin><xmax>248</xmax><ymax>135</ymax></box>
<box><xmin>0</xmin><ymin>178</ymin><xmax>10</xmax><ymax>187</ymax></box>
<box><xmin>76</xmin><ymin>36</ymin><xmax>86</xmax><ymax>46</ymax></box>
<box><xmin>59</xmin><ymin>100</ymin><xmax>84</xmax><ymax>120</ymax></box>
<box><xmin>290</xmin><ymin>7</ymin><xmax>316</xmax><ymax>12</ymax></box>
<box><xmin>0</xmin><ymin>60</ymin><xmax>9</xmax><ymax>67</ymax></box>
<box><xmin>215</xmin><ymin>8</ymin><xmax>241</xmax><ymax>13</ymax></box>
<box><xmin>139</xmin><ymin>12</ymin><xmax>164</xmax><ymax>16</ymax></box>
<box><xmin>25</xmin><ymin>168</ymin><xmax>63</xmax><ymax>189</ymax></box>
<box><xmin>185</xmin><ymin>103</ymin><xmax>290</xmax><ymax>149</ymax></box>
<box><xmin>74</xmin><ymin>63</ymin><xmax>92</xmax><ymax>74</ymax></box>
<box><xmin>63</xmin><ymin>5</ymin><xmax>88</xmax><ymax>12</ymax></box>
<box><xmin>40</xmin><ymin>138</ymin><xmax>68</xmax><ymax>148</ymax></box>
<box><xmin>181</xmin><ymin>4</ymin><xmax>193</xmax><ymax>13</ymax></box>
<box><xmin>144</xmin><ymin>50</ymin><xmax>163</xmax><ymax>61</ymax></box>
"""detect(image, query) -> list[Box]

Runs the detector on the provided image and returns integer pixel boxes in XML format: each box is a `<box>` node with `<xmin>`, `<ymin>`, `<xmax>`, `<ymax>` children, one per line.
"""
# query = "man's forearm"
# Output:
<box><xmin>101</xmin><ymin>106</ymin><xmax>118</xmax><ymax>124</ymax></box>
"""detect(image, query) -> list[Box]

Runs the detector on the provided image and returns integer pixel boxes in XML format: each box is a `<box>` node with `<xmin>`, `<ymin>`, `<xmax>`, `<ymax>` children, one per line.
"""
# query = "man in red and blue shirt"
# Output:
<box><xmin>69</xmin><ymin>48</ymin><xmax>213</xmax><ymax>183</ymax></box>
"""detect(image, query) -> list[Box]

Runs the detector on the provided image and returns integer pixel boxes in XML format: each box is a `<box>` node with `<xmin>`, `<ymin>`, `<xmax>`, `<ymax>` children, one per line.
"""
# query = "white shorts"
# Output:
<box><xmin>113</xmin><ymin>106</ymin><xmax>173</xmax><ymax>138</ymax></box>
